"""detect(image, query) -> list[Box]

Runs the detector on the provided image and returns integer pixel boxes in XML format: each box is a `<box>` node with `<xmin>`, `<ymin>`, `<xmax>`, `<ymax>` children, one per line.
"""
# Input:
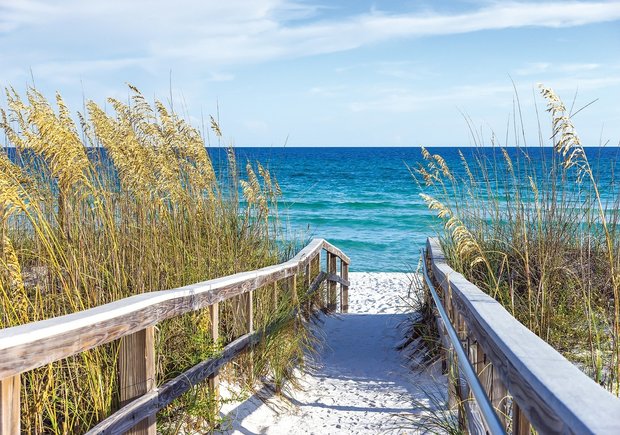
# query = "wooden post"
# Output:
<box><xmin>291</xmin><ymin>272</ymin><xmax>298</xmax><ymax>304</ymax></box>
<box><xmin>452</xmin><ymin>312</ymin><xmax>467</xmax><ymax>432</ymax></box>
<box><xmin>273</xmin><ymin>281</ymin><xmax>279</xmax><ymax>312</ymax></box>
<box><xmin>0</xmin><ymin>375</ymin><xmax>20</xmax><ymax>435</ymax></box>
<box><xmin>492</xmin><ymin>366</ymin><xmax>508</xmax><ymax>428</ymax></box>
<box><xmin>512</xmin><ymin>401</ymin><xmax>530</xmax><ymax>435</ymax></box>
<box><xmin>444</xmin><ymin>283</ymin><xmax>452</xmax><ymax>322</ymax></box>
<box><xmin>208</xmin><ymin>302</ymin><xmax>219</xmax><ymax>420</ymax></box>
<box><xmin>314</xmin><ymin>255</ymin><xmax>321</xmax><ymax>307</ymax></box>
<box><xmin>328</xmin><ymin>253</ymin><xmax>337</xmax><ymax>311</ymax></box>
<box><xmin>304</xmin><ymin>264</ymin><xmax>311</xmax><ymax>312</ymax></box>
<box><xmin>246</xmin><ymin>290</ymin><xmax>254</xmax><ymax>333</ymax></box>
<box><xmin>323</xmin><ymin>252</ymin><xmax>329</xmax><ymax>309</ymax></box>
<box><xmin>340</xmin><ymin>261</ymin><xmax>349</xmax><ymax>313</ymax></box>
<box><xmin>305</xmin><ymin>264</ymin><xmax>311</xmax><ymax>295</ymax></box>
<box><xmin>314</xmin><ymin>255</ymin><xmax>320</xmax><ymax>278</ymax></box>
<box><xmin>475</xmin><ymin>343</ymin><xmax>485</xmax><ymax>378</ymax></box>
<box><xmin>478</xmin><ymin>348</ymin><xmax>496</xmax><ymax>431</ymax></box>
<box><xmin>447</xmin><ymin>348</ymin><xmax>458</xmax><ymax>410</ymax></box>
<box><xmin>245</xmin><ymin>290</ymin><xmax>255</xmax><ymax>378</ymax></box>
<box><xmin>119</xmin><ymin>326</ymin><xmax>156</xmax><ymax>435</ymax></box>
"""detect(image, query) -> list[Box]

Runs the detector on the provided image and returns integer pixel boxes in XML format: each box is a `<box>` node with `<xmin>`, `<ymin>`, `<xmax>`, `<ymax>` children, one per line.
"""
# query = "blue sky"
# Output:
<box><xmin>1</xmin><ymin>0</ymin><xmax>619</xmax><ymax>146</ymax></box>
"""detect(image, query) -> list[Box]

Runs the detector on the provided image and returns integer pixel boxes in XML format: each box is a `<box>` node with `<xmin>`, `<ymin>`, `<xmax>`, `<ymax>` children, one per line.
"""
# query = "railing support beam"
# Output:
<box><xmin>119</xmin><ymin>326</ymin><xmax>156</xmax><ymax>435</ymax></box>
<box><xmin>208</xmin><ymin>302</ymin><xmax>220</xmax><ymax>424</ymax></box>
<box><xmin>327</xmin><ymin>253</ymin><xmax>337</xmax><ymax>311</ymax></box>
<box><xmin>0</xmin><ymin>375</ymin><xmax>20</xmax><ymax>435</ymax></box>
<box><xmin>340</xmin><ymin>261</ymin><xmax>349</xmax><ymax>313</ymax></box>
<box><xmin>291</xmin><ymin>273</ymin><xmax>298</xmax><ymax>305</ymax></box>
<box><xmin>512</xmin><ymin>402</ymin><xmax>530</xmax><ymax>435</ymax></box>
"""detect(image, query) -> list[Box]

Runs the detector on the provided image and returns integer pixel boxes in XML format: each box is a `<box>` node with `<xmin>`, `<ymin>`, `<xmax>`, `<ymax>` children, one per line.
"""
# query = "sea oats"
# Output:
<box><xmin>1</xmin><ymin>235</ymin><xmax>25</xmax><ymax>302</ymax></box>
<box><xmin>539</xmin><ymin>84</ymin><xmax>588</xmax><ymax>179</ymax></box>
<box><xmin>433</xmin><ymin>153</ymin><xmax>454</xmax><ymax>181</ymax></box>
<box><xmin>210</xmin><ymin>115</ymin><xmax>222</xmax><ymax>137</ymax></box>
<box><xmin>458</xmin><ymin>150</ymin><xmax>476</xmax><ymax>187</ymax></box>
<box><xmin>3</xmin><ymin>89</ymin><xmax>90</xmax><ymax>190</ymax></box>
<box><xmin>502</xmin><ymin>148</ymin><xmax>514</xmax><ymax>174</ymax></box>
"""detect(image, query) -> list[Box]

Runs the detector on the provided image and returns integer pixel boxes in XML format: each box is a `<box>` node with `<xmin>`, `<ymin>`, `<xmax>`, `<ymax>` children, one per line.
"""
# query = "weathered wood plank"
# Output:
<box><xmin>327</xmin><ymin>254</ymin><xmax>337</xmax><ymax>311</ymax></box>
<box><xmin>246</xmin><ymin>291</ymin><xmax>254</xmax><ymax>333</ymax></box>
<box><xmin>119</xmin><ymin>327</ymin><xmax>156</xmax><ymax>434</ymax></box>
<box><xmin>512</xmin><ymin>401</ymin><xmax>530</xmax><ymax>435</ymax></box>
<box><xmin>320</xmin><ymin>242</ymin><xmax>350</xmax><ymax>265</ymax></box>
<box><xmin>290</xmin><ymin>272</ymin><xmax>298</xmax><ymax>305</ymax></box>
<box><xmin>427</xmin><ymin>237</ymin><xmax>620</xmax><ymax>434</ymax></box>
<box><xmin>0</xmin><ymin>375</ymin><xmax>19</xmax><ymax>435</ymax></box>
<box><xmin>89</xmin><ymin>272</ymin><xmax>331</xmax><ymax>435</ymax></box>
<box><xmin>305</xmin><ymin>264</ymin><xmax>310</xmax><ymax>289</ymax></box>
<box><xmin>308</xmin><ymin>271</ymin><xmax>327</xmax><ymax>297</ymax></box>
<box><xmin>207</xmin><ymin>302</ymin><xmax>219</xmax><ymax>417</ymax></box>
<box><xmin>0</xmin><ymin>239</ymin><xmax>347</xmax><ymax>380</ymax></box>
<box><xmin>325</xmin><ymin>273</ymin><xmax>349</xmax><ymax>288</ymax></box>
<box><xmin>86</xmin><ymin>331</ymin><xmax>260</xmax><ymax>434</ymax></box>
<box><xmin>304</xmin><ymin>264</ymin><xmax>311</xmax><ymax>311</ymax></box>
<box><xmin>340</xmin><ymin>261</ymin><xmax>349</xmax><ymax>313</ymax></box>
<box><xmin>492</xmin><ymin>366</ymin><xmax>508</xmax><ymax>428</ymax></box>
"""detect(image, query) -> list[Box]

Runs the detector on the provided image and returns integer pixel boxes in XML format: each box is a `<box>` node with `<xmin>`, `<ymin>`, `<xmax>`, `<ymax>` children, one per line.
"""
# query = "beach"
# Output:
<box><xmin>217</xmin><ymin>272</ymin><xmax>443</xmax><ymax>434</ymax></box>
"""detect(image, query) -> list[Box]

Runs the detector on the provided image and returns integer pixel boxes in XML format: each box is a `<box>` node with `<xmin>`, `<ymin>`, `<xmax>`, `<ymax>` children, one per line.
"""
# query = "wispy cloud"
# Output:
<box><xmin>308</xmin><ymin>85</ymin><xmax>346</xmax><ymax>97</ymax></box>
<box><xmin>2</xmin><ymin>1</ymin><xmax>620</xmax><ymax>79</ymax></box>
<box><xmin>516</xmin><ymin>62</ymin><xmax>602</xmax><ymax>76</ymax></box>
<box><xmin>151</xmin><ymin>1</ymin><xmax>620</xmax><ymax>66</ymax></box>
<box><xmin>1</xmin><ymin>1</ymin><xmax>618</xmax><ymax>146</ymax></box>
<box><xmin>348</xmin><ymin>84</ymin><xmax>515</xmax><ymax>113</ymax></box>
<box><xmin>348</xmin><ymin>75</ymin><xmax>620</xmax><ymax>113</ymax></box>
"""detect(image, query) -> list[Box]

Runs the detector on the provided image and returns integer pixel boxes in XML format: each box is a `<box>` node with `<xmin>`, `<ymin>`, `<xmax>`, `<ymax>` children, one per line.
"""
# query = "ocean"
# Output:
<box><xmin>214</xmin><ymin>146</ymin><xmax>620</xmax><ymax>272</ymax></box>
<box><xmin>7</xmin><ymin>145</ymin><xmax>618</xmax><ymax>272</ymax></box>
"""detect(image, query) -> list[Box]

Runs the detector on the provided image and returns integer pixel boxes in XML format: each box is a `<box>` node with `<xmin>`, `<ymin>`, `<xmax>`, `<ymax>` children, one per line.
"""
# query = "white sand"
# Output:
<box><xmin>217</xmin><ymin>272</ymin><xmax>441</xmax><ymax>434</ymax></box>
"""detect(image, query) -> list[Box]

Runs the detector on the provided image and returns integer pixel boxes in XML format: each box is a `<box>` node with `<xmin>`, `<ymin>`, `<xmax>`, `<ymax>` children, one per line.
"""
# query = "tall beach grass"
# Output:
<box><xmin>0</xmin><ymin>85</ymin><xmax>310</xmax><ymax>432</ymax></box>
<box><xmin>416</xmin><ymin>85</ymin><xmax>620</xmax><ymax>394</ymax></box>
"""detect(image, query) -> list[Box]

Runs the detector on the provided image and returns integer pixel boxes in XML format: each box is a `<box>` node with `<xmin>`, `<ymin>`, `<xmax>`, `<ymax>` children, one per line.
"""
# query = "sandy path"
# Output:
<box><xmin>217</xmin><ymin>272</ymin><xmax>440</xmax><ymax>434</ymax></box>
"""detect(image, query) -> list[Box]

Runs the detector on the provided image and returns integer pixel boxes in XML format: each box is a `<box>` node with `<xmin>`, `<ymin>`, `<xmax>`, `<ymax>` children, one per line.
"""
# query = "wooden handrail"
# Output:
<box><xmin>426</xmin><ymin>237</ymin><xmax>620</xmax><ymax>434</ymax></box>
<box><xmin>87</xmin><ymin>271</ymin><xmax>331</xmax><ymax>434</ymax></box>
<box><xmin>0</xmin><ymin>238</ymin><xmax>350</xmax><ymax>434</ymax></box>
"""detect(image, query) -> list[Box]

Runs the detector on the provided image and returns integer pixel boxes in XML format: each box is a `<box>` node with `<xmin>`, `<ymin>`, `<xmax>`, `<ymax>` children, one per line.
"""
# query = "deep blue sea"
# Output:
<box><xmin>211</xmin><ymin>147</ymin><xmax>620</xmax><ymax>272</ymax></box>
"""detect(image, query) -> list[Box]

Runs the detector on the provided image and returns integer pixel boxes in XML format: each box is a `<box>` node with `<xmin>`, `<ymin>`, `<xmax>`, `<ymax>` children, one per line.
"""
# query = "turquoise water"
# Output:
<box><xmin>9</xmin><ymin>146</ymin><xmax>615</xmax><ymax>272</ymax></box>
<box><xmin>213</xmin><ymin>147</ymin><xmax>620</xmax><ymax>272</ymax></box>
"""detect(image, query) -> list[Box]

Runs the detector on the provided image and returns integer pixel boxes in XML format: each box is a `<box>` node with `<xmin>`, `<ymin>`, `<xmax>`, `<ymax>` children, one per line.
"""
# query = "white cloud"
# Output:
<box><xmin>515</xmin><ymin>62</ymin><xmax>553</xmax><ymax>76</ymax></box>
<box><xmin>2</xmin><ymin>1</ymin><xmax>620</xmax><ymax>79</ymax></box>
<box><xmin>347</xmin><ymin>75</ymin><xmax>620</xmax><ymax>114</ymax></box>
<box><xmin>1</xmin><ymin>0</ymin><xmax>619</xmax><ymax>146</ymax></box>
<box><xmin>207</xmin><ymin>72</ymin><xmax>235</xmax><ymax>82</ymax></box>
<box><xmin>349</xmin><ymin>84</ymin><xmax>516</xmax><ymax>113</ymax></box>
<box><xmin>34</xmin><ymin>58</ymin><xmax>146</xmax><ymax>77</ymax></box>
<box><xmin>308</xmin><ymin>85</ymin><xmax>346</xmax><ymax>97</ymax></box>
<box><xmin>516</xmin><ymin>62</ymin><xmax>602</xmax><ymax>76</ymax></box>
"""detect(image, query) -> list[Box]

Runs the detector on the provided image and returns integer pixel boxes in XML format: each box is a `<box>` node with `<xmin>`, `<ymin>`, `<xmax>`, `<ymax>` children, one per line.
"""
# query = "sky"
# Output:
<box><xmin>0</xmin><ymin>0</ymin><xmax>619</xmax><ymax>147</ymax></box>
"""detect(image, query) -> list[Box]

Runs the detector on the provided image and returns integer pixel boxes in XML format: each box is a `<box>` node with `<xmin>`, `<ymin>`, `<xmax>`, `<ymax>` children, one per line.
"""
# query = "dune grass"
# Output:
<box><xmin>415</xmin><ymin>85</ymin><xmax>620</xmax><ymax>394</ymax></box>
<box><xmin>0</xmin><ymin>85</ymin><xmax>311</xmax><ymax>433</ymax></box>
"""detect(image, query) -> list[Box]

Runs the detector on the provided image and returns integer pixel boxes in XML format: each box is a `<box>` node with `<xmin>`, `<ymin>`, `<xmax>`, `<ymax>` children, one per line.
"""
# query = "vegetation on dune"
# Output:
<box><xmin>0</xmin><ymin>85</ymin><xmax>313</xmax><ymax>433</ymax></box>
<box><xmin>416</xmin><ymin>85</ymin><xmax>620</xmax><ymax>394</ymax></box>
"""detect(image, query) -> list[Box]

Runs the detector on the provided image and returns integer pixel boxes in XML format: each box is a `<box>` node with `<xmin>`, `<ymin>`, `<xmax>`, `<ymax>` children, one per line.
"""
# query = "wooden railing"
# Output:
<box><xmin>0</xmin><ymin>238</ymin><xmax>350</xmax><ymax>434</ymax></box>
<box><xmin>425</xmin><ymin>237</ymin><xmax>620</xmax><ymax>435</ymax></box>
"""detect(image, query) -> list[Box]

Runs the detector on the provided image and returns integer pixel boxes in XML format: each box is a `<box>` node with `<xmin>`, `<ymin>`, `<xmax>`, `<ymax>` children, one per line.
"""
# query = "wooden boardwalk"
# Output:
<box><xmin>219</xmin><ymin>273</ymin><xmax>440</xmax><ymax>434</ymax></box>
<box><xmin>2</xmin><ymin>238</ymin><xmax>620</xmax><ymax>434</ymax></box>
<box><xmin>0</xmin><ymin>239</ymin><xmax>350</xmax><ymax>434</ymax></box>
